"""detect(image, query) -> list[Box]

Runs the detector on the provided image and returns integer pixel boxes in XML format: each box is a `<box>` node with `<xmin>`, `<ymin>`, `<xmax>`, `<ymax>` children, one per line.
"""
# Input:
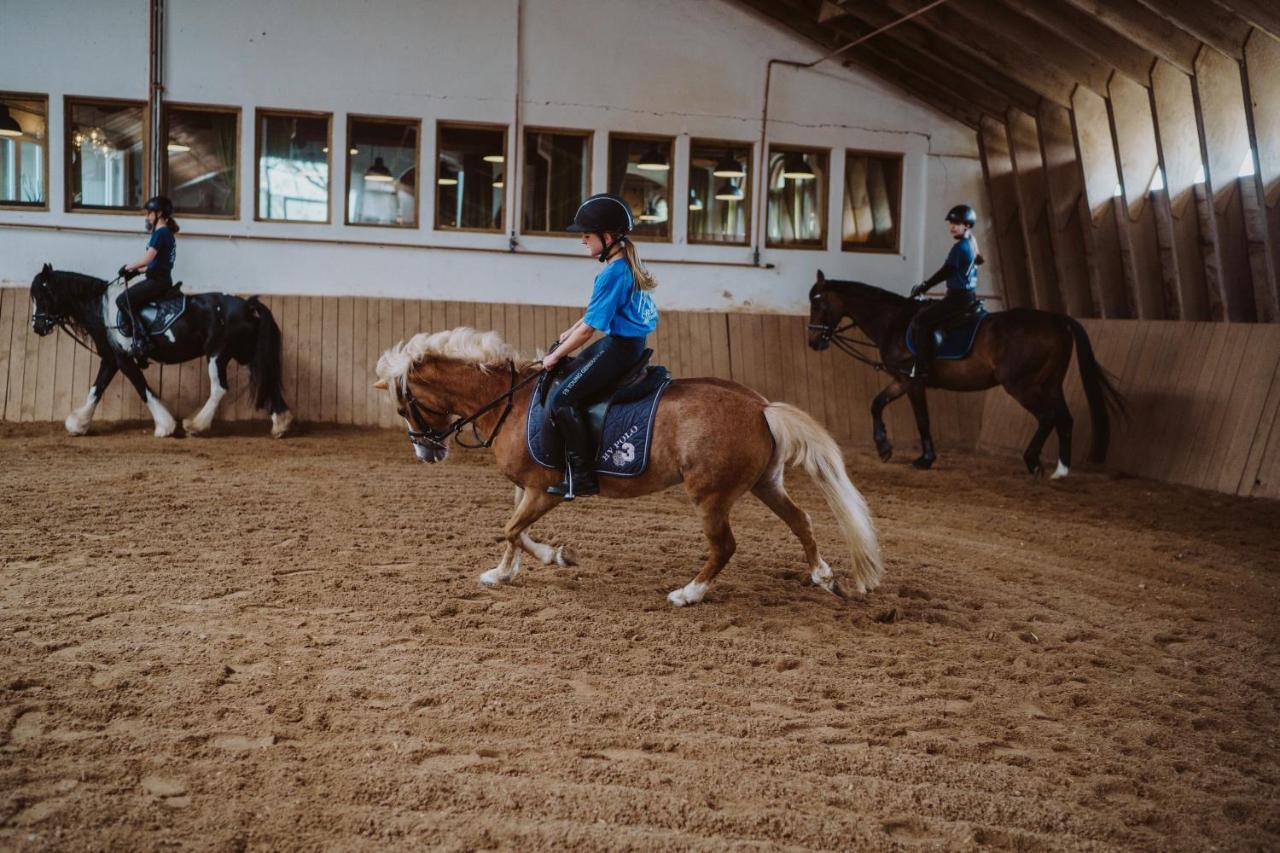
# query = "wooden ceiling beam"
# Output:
<box><xmin>1060</xmin><ymin>0</ymin><xmax>1200</xmax><ymax>74</ymax></box>
<box><xmin>1209</xmin><ymin>0</ymin><xmax>1280</xmax><ymax>41</ymax></box>
<box><xmin>995</xmin><ymin>0</ymin><xmax>1159</xmax><ymax>84</ymax></box>
<box><xmin>1134</xmin><ymin>0</ymin><xmax>1252</xmax><ymax>60</ymax></box>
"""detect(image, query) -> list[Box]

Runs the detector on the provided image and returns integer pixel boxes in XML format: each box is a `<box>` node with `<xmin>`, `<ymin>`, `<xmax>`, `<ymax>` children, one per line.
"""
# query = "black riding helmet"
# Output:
<box><xmin>567</xmin><ymin>193</ymin><xmax>633</xmax><ymax>263</ymax></box>
<box><xmin>144</xmin><ymin>195</ymin><xmax>174</xmax><ymax>218</ymax></box>
<box><xmin>945</xmin><ymin>203</ymin><xmax>977</xmax><ymax>227</ymax></box>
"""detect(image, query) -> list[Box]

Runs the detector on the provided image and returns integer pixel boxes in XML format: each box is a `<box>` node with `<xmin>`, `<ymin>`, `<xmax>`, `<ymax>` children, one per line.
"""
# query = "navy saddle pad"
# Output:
<box><xmin>139</xmin><ymin>285</ymin><xmax>187</xmax><ymax>336</ymax></box>
<box><xmin>527</xmin><ymin>353</ymin><xmax>672</xmax><ymax>478</ymax></box>
<box><xmin>906</xmin><ymin>301</ymin><xmax>989</xmax><ymax>360</ymax></box>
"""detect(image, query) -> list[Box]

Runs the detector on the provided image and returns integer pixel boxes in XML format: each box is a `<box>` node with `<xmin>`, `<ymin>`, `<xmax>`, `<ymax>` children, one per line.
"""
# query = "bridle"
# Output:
<box><xmin>399</xmin><ymin>360</ymin><xmax>542</xmax><ymax>451</ymax></box>
<box><xmin>807</xmin><ymin>305</ymin><xmax>886</xmax><ymax>372</ymax></box>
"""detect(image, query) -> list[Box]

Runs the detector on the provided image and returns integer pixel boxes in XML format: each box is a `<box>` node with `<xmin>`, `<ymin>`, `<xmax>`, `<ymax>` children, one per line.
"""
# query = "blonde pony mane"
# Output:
<box><xmin>375</xmin><ymin>327</ymin><xmax>527</xmax><ymax>389</ymax></box>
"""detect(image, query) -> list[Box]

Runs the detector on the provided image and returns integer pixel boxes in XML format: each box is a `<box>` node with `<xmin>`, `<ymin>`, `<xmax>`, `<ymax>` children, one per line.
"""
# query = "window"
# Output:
<box><xmin>255</xmin><ymin>109</ymin><xmax>330</xmax><ymax>223</ymax></box>
<box><xmin>522</xmin><ymin>128</ymin><xmax>590</xmax><ymax>234</ymax></box>
<box><xmin>765</xmin><ymin>145</ymin><xmax>828</xmax><ymax>249</ymax></box>
<box><xmin>842</xmin><ymin>151</ymin><xmax>902</xmax><ymax>252</ymax></box>
<box><xmin>347</xmin><ymin>115</ymin><xmax>419</xmax><ymax>227</ymax></box>
<box><xmin>0</xmin><ymin>93</ymin><xmax>47</xmax><ymax>209</ymax></box>
<box><xmin>608</xmin><ymin>134</ymin><xmax>673</xmax><ymax>241</ymax></box>
<box><xmin>164</xmin><ymin>103</ymin><xmax>238</xmax><ymax>218</ymax></box>
<box><xmin>436</xmin><ymin>123</ymin><xmax>506</xmax><ymax>232</ymax></box>
<box><xmin>688</xmin><ymin>139</ymin><xmax>750</xmax><ymax>245</ymax></box>
<box><xmin>66</xmin><ymin>97</ymin><xmax>146</xmax><ymax>212</ymax></box>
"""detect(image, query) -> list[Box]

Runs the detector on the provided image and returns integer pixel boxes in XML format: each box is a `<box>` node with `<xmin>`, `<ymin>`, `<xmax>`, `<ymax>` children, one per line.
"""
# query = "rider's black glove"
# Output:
<box><xmin>910</xmin><ymin>282</ymin><xmax>928</xmax><ymax>299</ymax></box>
<box><xmin>118</xmin><ymin>265</ymin><xmax>136</xmax><ymax>281</ymax></box>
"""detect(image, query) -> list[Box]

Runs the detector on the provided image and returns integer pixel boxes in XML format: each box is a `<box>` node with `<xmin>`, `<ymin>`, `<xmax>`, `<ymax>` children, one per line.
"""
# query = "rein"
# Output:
<box><xmin>807</xmin><ymin>320</ymin><xmax>886</xmax><ymax>371</ymax></box>
<box><xmin>401</xmin><ymin>360</ymin><xmax>542</xmax><ymax>451</ymax></box>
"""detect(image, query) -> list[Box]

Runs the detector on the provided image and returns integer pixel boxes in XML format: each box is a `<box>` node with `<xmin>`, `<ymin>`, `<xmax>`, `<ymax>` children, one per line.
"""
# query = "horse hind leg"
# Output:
<box><xmin>183</xmin><ymin>355</ymin><xmax>229</xmax><ymax>436</ymax></box>
<box><xmin>752</xmin><ymin>473</ymin><xmax>846</xmax><ymax>599</ymax></box>
<box><xmin>1051</xmin><ymin>407</ymin><xmax>1074</xmax><ymax>479</ymax></box>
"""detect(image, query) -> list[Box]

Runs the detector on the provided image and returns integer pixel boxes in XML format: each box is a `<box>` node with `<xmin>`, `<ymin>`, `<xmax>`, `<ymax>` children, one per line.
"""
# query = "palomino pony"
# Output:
<box><xmin>808</xmin><ymin>271</ymin><xmax>1124</xmax><ymax>476</ymax></box>
<box><xmin>374</xmin><ymin>327</ymin><xmax>882</xmax><ymax>606</ymax></box>
<box><xmin>29</xmin><ymin>264</ymin><xmax>293</xmax><ymax>438</ymax></box>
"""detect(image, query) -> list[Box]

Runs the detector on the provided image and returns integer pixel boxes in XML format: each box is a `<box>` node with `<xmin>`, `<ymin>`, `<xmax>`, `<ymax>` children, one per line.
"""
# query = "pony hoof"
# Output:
<box><xmin>911</xmin><ymin>456</ymin><xmax>934</xmax><ymax>470</ymax></box>
<box><xmin>182</xmin><ymin>418</ymin><xmax>208</xmax><ymax>436</ymax></box>
<box><xmin>479</xmin><ymin>567</ymin><xmax>512</xmax><ymax>587</ymax></box>
<box><xmin>876</xmin><ymin>444</ymin><xmax>892</xmax><ymax>462</ymax></box>
<box><xmin>271</xmin><ymin>411</ymin><xmax>294</xmax><ymax>438</ymax></box>
<box><xmin>667</xmin><ymin>581</ymin><xmax>708</xmax><ymax>607</ymax></box>
<box><xmin>64</xmin><ymin>418</ymin><xmax>89</xmax><ymax>437</ymax></box>
<box><xmin>554</xmin><ymin>545</ymin><xmax>578</xmax><ymax>568</ymax></box>
<box><xmin>1050</xmin><ymin>462</ymin><xmax>1070</xmax><ymax>480</ymax></box>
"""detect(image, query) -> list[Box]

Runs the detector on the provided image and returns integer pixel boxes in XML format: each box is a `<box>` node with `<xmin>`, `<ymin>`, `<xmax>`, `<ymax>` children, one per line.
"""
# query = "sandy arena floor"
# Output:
<box><xmin>0</xmin><ymin>422</ymin><xmax>1277</xmax><ymax>851</ymax></box>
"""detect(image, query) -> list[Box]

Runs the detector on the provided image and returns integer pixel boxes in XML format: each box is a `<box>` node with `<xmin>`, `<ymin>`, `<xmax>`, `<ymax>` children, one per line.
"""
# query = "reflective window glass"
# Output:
<box><xmin>0</xmin><ymin>93</ymin><xmax>47</xmax><ymax>208</ymax></box>
<box><xmin>256</xmin><ymin>110</ymin><xmax>330</xmax><ymax>222</ymax></box>
<box><xmin>766</xmin><ymin>146</ymin><xmax>828</xmax><ymax>249</ymax></box>
<box><xmin>164</xmin><ymin>104</ymin><xmax>238</xmax><ymax>217</ymax></box>
<box><xmin>436</xmin><ymin>123</ymin><xmax>506</xmax><ymax>232</ymax></box>
<box><xmin>522</xmin><ymin>129</ymin><xmax>590</xmax><ymax>234</ymax></box>
<box><xmin>67</xmin><ymin>98</ymin><xmax>146</xmax><ymax>211</ymax></box>
<box><xmin>608</xmin><ymin>134</ymin><xmax>673</xmax><ymax>241</ymax></box>
<box><xmin>347</xmin><ymin>116</ymin><xmax>419</xmax><ymax>227</ymax></box>
<box><xmin>688</xmin><ymin>139</ymin><xmax>750</xmax><ymax>245</ymax></box>
<box><xmin>842</xmin><ymin>151</ymin><xmax>902</xmax><ymax>252</ymax></box>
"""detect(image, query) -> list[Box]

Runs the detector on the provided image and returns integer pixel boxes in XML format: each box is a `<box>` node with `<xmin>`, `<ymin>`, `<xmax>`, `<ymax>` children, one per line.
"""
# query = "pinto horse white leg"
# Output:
<box><xmin>145</xmin><ymin>391</ymin><xmax>177</xmax><ymax>438</ymax></box>
<box><xmin>184</xmin><ymin>358</ymin><xmax>226</xmax><ymax>436</ymax></box>
<box><xmin>1051</xmin><ymin>461</ymin><xmax>1070</xmax><ymax>480</ymax></box>
<box><xmin>65</xmin><ymin>388</ymin><xmax>100</xmax><ymax>436</ymax></box>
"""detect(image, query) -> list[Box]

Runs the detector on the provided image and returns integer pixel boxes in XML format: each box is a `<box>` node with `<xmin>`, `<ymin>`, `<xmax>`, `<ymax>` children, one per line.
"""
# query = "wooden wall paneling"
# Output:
<box><xmin>1187</xmin><ymin>322</ymin><xmax>1253</xmax><ymax>489</ymax></box>
<box><xmin>1072</xmin><ymin>86</ymin><xmax>1133</xmax><ymax>317</ymax></box>
<box><xmin>50</xmin><ymin>322</ymin><xmax>77</xmax><ymax>424</ymax></box>
<box><xmin>1132</xmin><ymin>322</ymin><xmax>1181</xmax><ymax>476</ymax></box>
<box><xmin>376</xmin><ymin>299</ymin><xmax>395</xmax><ymax>428</ymax></box>
<box><xmin>1244</xmin><ymin>30</ymin><xmax>1280</xmax><ymax>308</ymax></box>
<box><xmin>11</xmin><ymin>295</ymin><xmax>34</xmax><ymax>420</ymax></box>
<box><xmin>351</xmin><ymin>297</ymin><xmax>368</xmax><ymax>425</ymax></box>
<box><xmin>364</xmin><ymin>297</ymin><xmax>381</xmax><ymax>426</ymax></box>
<box><xmin>726</xmin><ymin>313</ymin><xmax>746</xmax><ymax>389</ymax></box>
<box><xmin>1250</xmin><ymin>401</ymin><xmax>1280</xmax><ymax>499</ymax></box>
<box><xmin>709</xmin><ymin>313</ymin><xmax>732</xmax><ymax>380</ymax></box>
<box><xmin>1195</xmin><ymin>46</ymin><xmax>1259</xmax><ymax>320</ymax></box>
<box><xmin>1166</xmin><ymin>321</ymin><xmax>1228</xmax><ymax>486</ymax></box>
<box><xmin>516</xmin><ymin>303</ymin><xmax>534</xmax><ymax>356</ymax></box>
<box><xmin>979</xmin><ymin>116</ymin><xmax>1034</xmax><ymax>309</ymax></box>
<box><xmin>1191</xmin><ymin>181</ymin><xmax>1228</xmax><ymax>320</ymax></box>
<box><xmin>316</xmin><ymin>297</ymin><xmax>336</xmax><ymax>423</ymax></box>
<box><xmin>1109</xmin><ymin>73</ymin><xmax>1170</xmax><ymax>318</ymax></box>
<box><xmin>1212</xmin><ymin>325</ymin><xmax>1280</xmax><ymax>493</ymax></box>
<box><xmin>295</xmin><ymin>296</ymin><xmax>314</xmax><ymax>422</ymax></box>
<box><xmin>1007</xmin><ymin>108</ymin><xmax>1065</xmax><ymax>312</ymax></box>
<box><xmin>336</xmin><ymin>297</ymin><xmax>354</xmax><ymax>424</ymax></box>
<box><xmin>1147</xmin><ymin>322</ymin><xmax>1209</xmax><ymax>478</ymax></box>
<box><xmin>443</xmin><ymin>300</ymin><xmax>461</xmax><ymax>333</ymax></box>
<box><xmin>276</xmin><ymin>295</ymin><xmax>297</xmax><ymax>422</ymax></box>
<box><xmin>1037</xmin><ymin>100</ymin><xmax>1096</xmax><ymax>316</ymax></box>
<box><xmin>0</xmin><ymin>290</ymin><xmax>16</xmax><ymax>418</ymax></box>
<box><xmin>29</xmin><ymin>310</ymin><xmax>57</xmax><ymax>421</ymax></box>
<box><xmin>1233</xmin><ymin>325</ymin><xmax>1280</xmax><ymax>495</ymax></box>
<box><xmin>1240</xmin><ymin>175</ymin><xmax>1279</xmax><ymax>321</ymax></box>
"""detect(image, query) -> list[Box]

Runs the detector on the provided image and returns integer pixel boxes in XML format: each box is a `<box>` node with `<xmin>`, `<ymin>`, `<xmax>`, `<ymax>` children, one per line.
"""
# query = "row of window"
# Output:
<box><xmin>0</xmin><ymin>92</ymin><xmax>903</xmax><ymax>252</ymax></box>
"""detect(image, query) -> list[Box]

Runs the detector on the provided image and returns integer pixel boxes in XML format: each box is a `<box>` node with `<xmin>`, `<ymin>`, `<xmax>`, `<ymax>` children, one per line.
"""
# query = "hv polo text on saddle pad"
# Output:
<box><xmin>525</xmin><ymin>381</ymin><xmax>671</xmax><ymax>478</ymax></box>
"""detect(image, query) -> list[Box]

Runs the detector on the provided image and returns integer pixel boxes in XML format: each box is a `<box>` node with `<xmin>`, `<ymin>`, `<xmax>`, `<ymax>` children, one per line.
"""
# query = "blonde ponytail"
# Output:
<box><xmin>621</xmin><ymin>239</ymin><xmax>657</xmax><ymax>291</ymax></box>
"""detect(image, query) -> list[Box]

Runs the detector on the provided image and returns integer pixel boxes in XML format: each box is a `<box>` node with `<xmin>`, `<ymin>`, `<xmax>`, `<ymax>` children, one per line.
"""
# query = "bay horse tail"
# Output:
<box><xmin>1064</xmin><ymin>317</ymin><xmax>1126</xmax><ymax>464</ymax></box>
<box><xmin>245</xmin><ymin>297</ymin><xmax>285</xmax><ymax>412</ymax></box>
<box><xmin>762</xmin><ymin>402</ymin><xmax>883</xmax><ymax>593</ymax></box>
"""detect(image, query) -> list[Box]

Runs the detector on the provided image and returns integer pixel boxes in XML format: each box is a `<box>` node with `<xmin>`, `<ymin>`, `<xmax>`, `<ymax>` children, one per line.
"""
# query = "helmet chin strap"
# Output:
<box><xmin>596</xmin><ymin>232</ymin><xmax>627</xmax><ymax>263</ymax></box>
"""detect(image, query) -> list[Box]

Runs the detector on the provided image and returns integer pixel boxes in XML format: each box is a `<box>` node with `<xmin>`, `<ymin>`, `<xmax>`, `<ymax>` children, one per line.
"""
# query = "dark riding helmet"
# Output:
<box><xmin>143</xmin><ymin>195</ymin><xmax>174</xmax><ymax>218</ymax></box>
<box><xmin>566</xmin><ymin>193</ymin><xmax>633</xmax><ymax>235</ymax></box>
<box><xmin>945</xmin><ymin>204</ymin><xmax>977</xmax><ymax>227</ymax></box>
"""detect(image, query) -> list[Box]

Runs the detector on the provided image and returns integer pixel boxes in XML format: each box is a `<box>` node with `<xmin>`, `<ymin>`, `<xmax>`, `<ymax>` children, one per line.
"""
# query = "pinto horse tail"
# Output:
<box><xmin>1064</xmin><ymin>316</ymin><xmax>1126</xmax><ymax>464</ymax></box>
<box><xmin>245</xmin><ymin>297</ymin><xmax>285</xmax><ymax>412</ymax></box>
<box><xmin>762</xmin><ymin>402</ymin><xmax>883</xmax><ymax>594</ymax></box>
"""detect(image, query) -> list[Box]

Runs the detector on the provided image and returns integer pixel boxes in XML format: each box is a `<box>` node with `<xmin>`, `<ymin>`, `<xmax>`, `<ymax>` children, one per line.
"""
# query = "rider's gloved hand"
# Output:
<box><xmin>910</xmin><ymin>282</ymin><xmax>928</xmax><ymax>299</ymax></box>
<box><xmin>118</xmin><ymin>265</ymin><xmax>135</xmax><ymax>281</ymax></box>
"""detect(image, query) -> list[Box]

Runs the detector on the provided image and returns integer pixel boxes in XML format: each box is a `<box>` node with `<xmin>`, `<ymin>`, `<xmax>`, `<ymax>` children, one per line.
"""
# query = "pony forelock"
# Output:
<box><xmin>375</xmin><ymin>327</ymin><xmax>525</xmax><ymax>390</ymax></box>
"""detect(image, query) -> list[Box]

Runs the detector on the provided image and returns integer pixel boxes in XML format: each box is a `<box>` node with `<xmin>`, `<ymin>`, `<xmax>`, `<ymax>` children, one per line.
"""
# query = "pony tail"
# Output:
<box><xmin>621</xmin><ymin>240</ymin><xmax>657</xmax><ymax>291</ymax></box>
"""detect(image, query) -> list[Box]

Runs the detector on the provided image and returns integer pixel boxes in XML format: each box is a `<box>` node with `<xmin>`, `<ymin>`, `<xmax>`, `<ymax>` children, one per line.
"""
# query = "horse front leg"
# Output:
<box><xmin>906</xmin><ymin>383</ymin><xmax>936</xmax><ymax>469</ymax></box>
<box><xmin>183</xmin><ymin>354</ymin><xmax>229</xmax><ymax>436</ymax></box>
<box><xmin>65</xmin><ymin>357</ymin><xmax>118</xmax><ymax>436</ymax></box>
<box><xmin>511</xmin><ymin>486</ymin><xmax>578</xmax><ymax>568</ymax></box>
<box><xmin>870</xmin><ymin>379</ymin><xmax>907</xmax><ymax>462</ymax></box>
<box><xmin>118</xmin><ymin>359</ymin><xmax>175</xmax><ymax>438</ymax></box>
<box><xmin>480</xmin><ymin>486</ymin><xmax>560</xmax><ymax>587</ymax></box>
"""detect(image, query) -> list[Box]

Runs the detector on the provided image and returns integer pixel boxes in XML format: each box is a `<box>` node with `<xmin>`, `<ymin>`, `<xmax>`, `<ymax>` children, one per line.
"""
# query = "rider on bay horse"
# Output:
<box><xmin>117</xmin><ymin>195</ymin><xmax>180</xmax><ymax>360</ymax></box>
<box><xmin>908</xmin><ymin>204</ymin><xmax>981</xmax><ymax>379</ymax></box>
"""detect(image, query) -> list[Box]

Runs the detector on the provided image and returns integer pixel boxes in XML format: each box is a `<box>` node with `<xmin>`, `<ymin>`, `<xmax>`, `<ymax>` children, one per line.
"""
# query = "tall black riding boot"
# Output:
<box><xmin>910</xmin><ymin>329</ymin><xmax>934</xmax><ymax>380</ymax></box>
<box><xmin>546</xmin><ymin>406</ymin><xmax>599</xmax><ymax>499</ymax></box>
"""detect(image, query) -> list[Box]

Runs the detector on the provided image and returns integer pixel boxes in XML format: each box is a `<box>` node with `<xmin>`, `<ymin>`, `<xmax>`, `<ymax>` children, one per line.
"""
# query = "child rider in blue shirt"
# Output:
<box><xmin>117</xmin><ymin>195</ymin><xmax>180</xmax><ymax>359</ymax></box>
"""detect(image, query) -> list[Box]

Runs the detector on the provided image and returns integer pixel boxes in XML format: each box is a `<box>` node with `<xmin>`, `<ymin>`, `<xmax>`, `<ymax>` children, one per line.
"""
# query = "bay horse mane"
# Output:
<box><xmin>375</xmin><ymin>327</ymin><xmax>537</xmax><ymax>389</ymax></box>
<box><xmin>815</xmin><ymin>277</ymin><xmax>910</xmax><ymax>308</ymax></box>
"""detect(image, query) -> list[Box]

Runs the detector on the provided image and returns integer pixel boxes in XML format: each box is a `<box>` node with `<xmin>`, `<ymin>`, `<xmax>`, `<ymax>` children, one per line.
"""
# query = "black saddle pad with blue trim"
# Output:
<box><xmin>527</xmin><ymin>366</ymin><xmax>672</xmax><ymax>477</ymax></box>
<box><xmin>138</xmin><ymin>286</ymin><xmax>187</xmax><ymax>336</ymax></box>
<box><xmin>906</xmin><ymin>302</ymin><xmax>988</xmax><ymax>360</ymax></box>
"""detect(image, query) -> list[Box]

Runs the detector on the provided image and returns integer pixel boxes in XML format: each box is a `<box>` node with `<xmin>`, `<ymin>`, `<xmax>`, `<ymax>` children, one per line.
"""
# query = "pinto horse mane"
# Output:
<box><xmin>375</xmin><ymin>327</ymin><xmax>535</xmax><ymax>389</ymax></box>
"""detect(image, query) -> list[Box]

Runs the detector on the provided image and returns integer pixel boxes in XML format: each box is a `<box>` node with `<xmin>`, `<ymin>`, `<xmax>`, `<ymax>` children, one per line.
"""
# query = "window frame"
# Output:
<box><xmin>606</xmin><ymin>131</ymin><xmax>675</xmax><ymax>244</ymax></box>
<box><xmin>253</xmin><ymin>106</ymin><xmax>333</xmax><ymax>225</ymax></box>
<box><xmin>764</xmin><ymin>143</ymin><xmax>830</xmax><ymax>251</ymax></box>
<box><xmin>520</xmin><ymin>125</ymin><xmax>593</xmax><ymax>238</ymax></box>
<box><xmin>344</xmin><ymin>112</ymin><xmax>422</xmax><ymax>229</ymax></box>
<box><xmin>162</xmin><ymin>101</ymin><xmax>241</xmax><ymax>221</ymax></box>
<box><xmin>0</xmin><ymin>90</ymin><xmax>50</xmax><ymax>212</ymax></box>
<box><xmin>64</xmin><ymin>94</ymin><xmax>150</xmax><ymax>215</ymax></box>
<box><xmin>687</xmin><ymin>137</ymin><xmax>753</xmax><ymax>247</ymax></box>
<box><xmin>840</xmin><ymin>148</ymin><xmax>904</xmax><ymax>255</ymax></box>
<box><xmin>434</xmin><ymin>119</ymin><xmax>509</xmax><ymax>234</ymax></box>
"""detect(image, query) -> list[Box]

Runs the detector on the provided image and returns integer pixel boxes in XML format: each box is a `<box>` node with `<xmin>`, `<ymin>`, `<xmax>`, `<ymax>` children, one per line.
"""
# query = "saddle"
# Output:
<box><xmin>906</xmin><ymin>299</ymin><xmax>988</xmax><ymax>360</ymax></box>
<box><xmin>528</xmin><ymin>348</ymin><xmax>673</xmax><ymax>477</ymax></box>
<box><xmin>103</xmin><ymin>280</ymin><xmax>188</xmax><ymax>353</ymax></box>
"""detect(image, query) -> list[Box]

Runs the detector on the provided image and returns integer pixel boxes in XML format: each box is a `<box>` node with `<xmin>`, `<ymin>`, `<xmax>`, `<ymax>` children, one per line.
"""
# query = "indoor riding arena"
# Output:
<box><xmin>2</xmin><ymin>1</ymin><xmax>1278</xmax><ymax>850</ymax></box>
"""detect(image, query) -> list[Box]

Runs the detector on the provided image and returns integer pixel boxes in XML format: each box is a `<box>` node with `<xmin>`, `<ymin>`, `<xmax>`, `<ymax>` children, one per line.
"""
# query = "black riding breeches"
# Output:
<box><xmin>912</xmin><ymin>290</ymin><xmax>975</xmax><ymax>359</ymax></box>
<box><xmin>548</xmin><ymin>334</ymin><xmax>647</xmax><ymax>413</ymax></box>
<box><xmin>116</xmin><ymin>271</ymin><xmax>172</xmax><ymax>335</ymax></box>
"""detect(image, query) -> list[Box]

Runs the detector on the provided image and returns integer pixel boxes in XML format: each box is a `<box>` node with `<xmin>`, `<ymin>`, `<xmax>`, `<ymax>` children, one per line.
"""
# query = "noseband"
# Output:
<box><xmin>399</xmin><ymin>361</ymin><xmax>541</xmax><ymax>451</ymax></box>
<box><xmin>807</xmin><ymin>315</ymin><xmax>885</xmax><ymax>371</ymax></box>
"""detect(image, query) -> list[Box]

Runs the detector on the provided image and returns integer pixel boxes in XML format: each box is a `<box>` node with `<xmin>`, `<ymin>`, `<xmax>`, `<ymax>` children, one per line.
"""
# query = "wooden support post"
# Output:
<box><xmin>978</xmin><ymin>116</ymin><xmax>1034</xmax><ymax>309</ymax></box>
<box><xmin>1037</xmin><ymin>101</ymin><xmax>1096</xmax><ymax>316</ymax></box>
<box><xmin>1006</xmin><ymin>108</ymin><xmax>1064</xmax><ymax>312</ymax></box>
<box><xmin>1241</xmin><ymin>29</ymin><xmax>1280</xmax><ymax>321</ymax></box>
<box><xmin>1072</xmin><ymin>86</ymin><xmax>1132</xmax><ymax>317</ymax></box>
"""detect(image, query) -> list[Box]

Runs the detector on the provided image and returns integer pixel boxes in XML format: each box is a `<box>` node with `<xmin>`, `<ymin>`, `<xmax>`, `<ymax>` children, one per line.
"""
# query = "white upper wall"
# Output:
<box><xmin>0</xmin><ymin>0</ymin><xmax>993</xmax><ymax>313</ymax></box>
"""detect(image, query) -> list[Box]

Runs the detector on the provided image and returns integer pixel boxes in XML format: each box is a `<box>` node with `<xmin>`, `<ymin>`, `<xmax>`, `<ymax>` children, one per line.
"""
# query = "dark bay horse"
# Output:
<box><xmin>807</xmin><ymin>271</ymin><xmax>1124</xmax><ymax>476</ymax></box>
<box><xmin>374</xmin><ymin>327</ymin><xmax>882</xmax><ymax>606</ymax></box>
<box><xmin>29</xmin><ymin>264</ymin><xmax>293</xmax><ymax>438</ymax></box>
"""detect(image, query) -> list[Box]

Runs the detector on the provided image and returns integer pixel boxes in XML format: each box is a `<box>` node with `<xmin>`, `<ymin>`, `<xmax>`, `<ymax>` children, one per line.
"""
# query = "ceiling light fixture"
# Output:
<box><xmin>364</xmin><ymin>156</ymin><xmax>394</xmax><ymax>182</ymax></box>
<box><xmin>712</xmin><ymin>152</ymin><xmax>745</xmax><ymax>178</ymax></box>
<box><xmin>636</xmin><ymin>146</ymin><xmax>670</xmax><ymax>171</ymax></box>
<box><xmin>781</xmin><ymin>152</ymin><xmax>815</xmax><ymax>181</ymax></box>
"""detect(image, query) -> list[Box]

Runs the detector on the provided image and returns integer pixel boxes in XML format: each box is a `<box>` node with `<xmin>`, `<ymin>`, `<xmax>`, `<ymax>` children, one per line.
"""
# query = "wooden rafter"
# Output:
<box><xmin>996</xmin><ymin>0</ymin><xmax>1158</xmax><ymax>85</ymax></box>
<box><xmin>1133</xmin><ymin>0</ymin><xmax>1253</xmax><ymax>60</ymax></box>
<box><xmin>1060</xmin><ymin>0</ymin><xmax>1201</xmax><ymax>74</ymax></box>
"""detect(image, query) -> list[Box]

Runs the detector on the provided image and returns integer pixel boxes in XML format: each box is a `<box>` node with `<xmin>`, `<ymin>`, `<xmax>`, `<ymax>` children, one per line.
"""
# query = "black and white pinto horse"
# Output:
<box><xmin>29</xmin><ymin>264</ymin><xmax>293</xmax><ymax>438</ymax></box>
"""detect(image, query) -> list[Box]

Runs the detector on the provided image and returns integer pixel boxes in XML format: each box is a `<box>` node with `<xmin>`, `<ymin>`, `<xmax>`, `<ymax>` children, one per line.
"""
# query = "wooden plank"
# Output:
<box><xmin>293</xmin><ymin>296</ymin><xmax>312</xmax><ymax>423</ymax></box>
<box><xmin>376</xmin><ymin>299</ymin><xmax>396</xmax><ymax>428</ymax></box>
<box><xmin>1165</xmin><ymin>321</ymin><xmax>1226</xmax><ymax>486</ymax></box>
<box><xmin>336</xmin><ymin>297</ymin><xmax>354</xmax><ymax>424</ymax></box>
<box><xmin>351</xmin><ymin>297</ymin><xmax>368</xmax><ymax>426</ymax></box>
<box><xmin>1213</xmin><ymin>325</ymin><xmax>1280</xmax><ymax>494</ymax></box>
<box><xmin>364</xmin><ymin>297</ymin><xmax>382</xmax><ymax>427</ymax></box>
<box><xmin>0</xmin><ymin>289</ymin><xmax>17</xmax><ymax>419</ymax></box>
<box><xmin>1144</xmin><ymin>322</ymin><xmax>1205</xmax><ymax>478</ymax></box>
<box><xmin>1188</xmin><ymin>323</ymin><xmax>1253</xmax><ymax>490</ymax></box>
<box><xmin>278</xmin><ymin>295</ymin><xmax>298</xmax><ymax>422</ymax></box>
<box><xmin>709</xmin><ymin>313</ymin><xmax>732</xmax><ymax>381</ymax></box>
<box><xmin>1234</xmin><ymin>327</ymin><xmax>1280</xmax><ymax>496</ymax></box>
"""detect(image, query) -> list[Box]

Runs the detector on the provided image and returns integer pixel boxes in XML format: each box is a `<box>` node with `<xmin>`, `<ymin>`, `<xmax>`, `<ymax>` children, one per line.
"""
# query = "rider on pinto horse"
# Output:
<box><xmin>117</xmin><ymin>195</ymin><xmax>180</xmax><ymax>360</ymax></box>
<box><xmin>908</xmin><ymin>203</ymin><xmax>981</xmax><ymax>379</ymax></box>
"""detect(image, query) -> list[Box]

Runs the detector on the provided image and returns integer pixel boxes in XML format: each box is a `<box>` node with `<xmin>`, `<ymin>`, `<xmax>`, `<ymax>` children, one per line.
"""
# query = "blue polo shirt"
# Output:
<box><xmin>583</xmin><ymin>259</ymin><xmax>658</xmax><ymax>337</ymax></box>
<box><xmin>147</xmin><ymin>226</ymin><xmax>176</xmax><ymax>273</ymax></box>
<box><xmin>944</xmin><ymin>235</ymin><xmax>977</xmax><ymax>292</ymax></box>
